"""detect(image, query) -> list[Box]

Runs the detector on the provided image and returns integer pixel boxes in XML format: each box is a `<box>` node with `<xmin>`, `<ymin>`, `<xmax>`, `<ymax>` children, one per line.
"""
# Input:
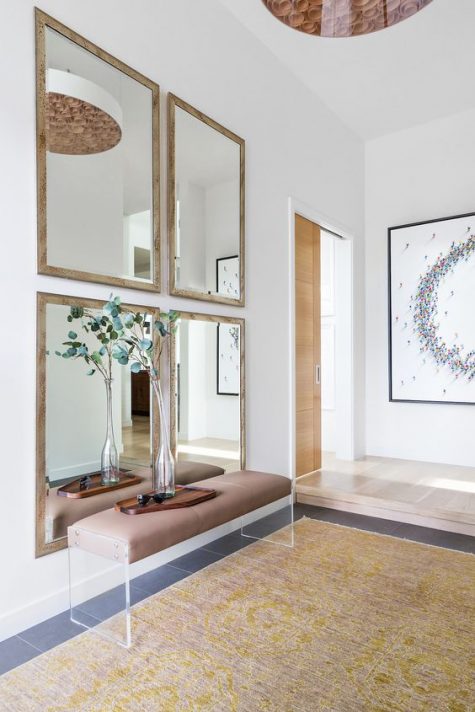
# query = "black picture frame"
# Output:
<box><xmin>388</xmin><ymin>210</ymin><xmax>475</xmax><ymax>406</ymax></box>
<box><xmin>217</xmin><ymin>323</ymin><xmax>239</xmax><ymax>396</ymax></box>
<box><xmin>216</xmin><ymin>255</ymin><xmax>239</xmax><ymax>299</ymax></box>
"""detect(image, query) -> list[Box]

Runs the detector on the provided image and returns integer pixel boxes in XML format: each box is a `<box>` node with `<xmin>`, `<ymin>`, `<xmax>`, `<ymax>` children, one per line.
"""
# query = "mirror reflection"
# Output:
<box><xmin>37</xmin><ymin>12</ymin><xmax>159</xmax><ymax>289</ymax></box>
<box><xmin>169</xmin><ymin>96</ymin><xmax>244</xmax><ymax>305</ymax></box>
<box><xmin>39</xmin><ymin>295</ymin><xmax>156</xmax><ymax>551</ymax></box>
<box><xmin>172</xmin><ymin>315</ymin><xmax>244</xmax><ymax>472</ymax></box>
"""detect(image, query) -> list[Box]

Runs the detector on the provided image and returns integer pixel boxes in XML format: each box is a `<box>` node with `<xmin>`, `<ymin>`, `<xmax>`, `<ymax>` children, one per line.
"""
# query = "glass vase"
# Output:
<box><xmin>101</xmin><ymin>378</ymin><xmax>120</xmax><ymax>485</ymax></box>
<box><xmin>151</xmin><ymin>377</ymin><xmax>175</xmax><ymax>498</ymax></box>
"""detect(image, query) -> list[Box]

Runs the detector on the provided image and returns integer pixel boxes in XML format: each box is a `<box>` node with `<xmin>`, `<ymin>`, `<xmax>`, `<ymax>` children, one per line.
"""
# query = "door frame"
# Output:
<box><xmin>288</xmin><ymin>197</ymin><xmax>356</xmax><ymax>478</ymax></box>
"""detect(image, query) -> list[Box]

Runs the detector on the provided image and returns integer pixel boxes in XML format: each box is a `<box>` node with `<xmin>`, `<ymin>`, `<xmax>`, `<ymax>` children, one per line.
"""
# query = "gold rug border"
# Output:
<box><xmin>2</xmin><ymin>516</ymin><xmax>472</xmax><ymax>681</ymax></box>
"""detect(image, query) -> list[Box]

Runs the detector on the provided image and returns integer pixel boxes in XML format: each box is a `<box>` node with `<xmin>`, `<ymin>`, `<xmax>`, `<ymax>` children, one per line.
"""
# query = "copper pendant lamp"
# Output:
<box><xmin>261</xmin><ymin>0</ymin><xmax>433</xmax><ymax>38</ymax></box>
<box><xmin>46</xmin><ymin>69</ymin><xmax>123</xmax><ymax>155</ymax></box>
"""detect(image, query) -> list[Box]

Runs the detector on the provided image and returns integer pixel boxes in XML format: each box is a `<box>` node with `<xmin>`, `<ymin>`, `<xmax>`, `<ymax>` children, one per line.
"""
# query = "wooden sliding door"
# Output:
<box><xmin>295</xmin><ymin>214</ymin><xmax>321</xmax><ymax>476</ymax></box>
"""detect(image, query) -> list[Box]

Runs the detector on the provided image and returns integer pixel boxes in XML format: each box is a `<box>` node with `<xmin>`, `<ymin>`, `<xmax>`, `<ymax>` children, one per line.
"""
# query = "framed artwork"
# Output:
<box><xmin>217</xmin><ymin>323</ymin><xmax>240</xmax><ymax>396</ymax></box>
<box><xmin>388</xmin><ymin>211</ymin><xmax>475</xmax><ymax>405</ymax></box>
<box><xmin>216</xmin><ymin>256</ymin><xmax>240</xmax><ymax>300</ymax></box>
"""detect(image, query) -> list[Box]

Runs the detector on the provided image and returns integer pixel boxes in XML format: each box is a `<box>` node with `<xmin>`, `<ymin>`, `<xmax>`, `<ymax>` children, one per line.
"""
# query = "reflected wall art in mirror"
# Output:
<box><xmin>170</xmin><ymin>312</ymin><xmax>245</xmax><ymax>473</ymax></box>
<box><xmin>36</xmin><ymin>10</ymin><xmax>160</xmax><ymax>291</ymax></box>
<box><xmin>168</xmin><ymin>95</ymin><xmax>245</xmax><ymax>306</ymax></box>
<box><xmin>36</xmin><ymin>293</ymin><xmax>159</xmax><ymax>557</ymax></box>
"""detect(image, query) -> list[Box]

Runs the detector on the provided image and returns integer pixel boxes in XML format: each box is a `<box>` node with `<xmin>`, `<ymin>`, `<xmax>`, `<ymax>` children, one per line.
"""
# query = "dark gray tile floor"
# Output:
<box><xmin>1</xmin><ymin>504</ymin><xmax>472</xmax><ymax>676</ymax></box>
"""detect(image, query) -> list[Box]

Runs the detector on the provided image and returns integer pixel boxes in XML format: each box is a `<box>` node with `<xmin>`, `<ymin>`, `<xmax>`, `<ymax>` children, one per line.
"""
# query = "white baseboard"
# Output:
<box><xmin>0</xmin><ymin>498</ymin><xmax>288</xmax><ymax>642</ymax></box>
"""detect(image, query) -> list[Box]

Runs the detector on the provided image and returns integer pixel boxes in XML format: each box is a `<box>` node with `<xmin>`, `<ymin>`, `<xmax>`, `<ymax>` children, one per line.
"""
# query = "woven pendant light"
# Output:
<box><xmin>261</xmin><ymin>0</ymin><xmax>433</xmax><ymax>38</ymax></box>
<box><xmin>46</xmin><ymin>69</ymin><xmax>122</xmax><ymax>155</ymax></box>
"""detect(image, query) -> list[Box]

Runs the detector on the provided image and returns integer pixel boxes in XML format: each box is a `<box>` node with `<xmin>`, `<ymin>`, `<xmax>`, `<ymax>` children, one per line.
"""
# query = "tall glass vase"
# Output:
<box><xmin>151</xmin><ymin>377</ymin><xmax>175</xmax><ymax>498</ymax></box>
<box><xmin>101</xmin><ymin>378</ymin><xmax>120</xmax><ymax>485</ymax></box>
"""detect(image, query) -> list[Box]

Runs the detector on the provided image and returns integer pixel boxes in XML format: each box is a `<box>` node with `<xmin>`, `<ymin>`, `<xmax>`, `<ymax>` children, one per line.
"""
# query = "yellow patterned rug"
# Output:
<box><xmin>1</xmin><ymin>518</ymin><xmax>474</xmax><ymax>711</ymax></box>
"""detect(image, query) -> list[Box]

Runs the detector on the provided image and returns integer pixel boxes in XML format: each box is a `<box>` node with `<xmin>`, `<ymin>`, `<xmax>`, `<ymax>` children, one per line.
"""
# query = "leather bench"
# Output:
<box><xmin>68</xmin><ymin>470</ymin><xmax>293</xmax><ymax>646</ymax></box>
<box><xmin>68</xmin><ymin>470</ymin><xmax>291</xmax><ymax>564</ymax></box>
<box><xmin>48</xmin><ymin>460</ymin><xmax>225</xmax><ymax>539</ymax></box>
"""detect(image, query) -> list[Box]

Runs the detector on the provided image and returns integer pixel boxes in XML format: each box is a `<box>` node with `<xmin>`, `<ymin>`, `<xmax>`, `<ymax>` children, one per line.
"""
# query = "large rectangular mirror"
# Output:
<box><xmin>36</xmin><ymin>293</ymin><xmax>159</xmax><ymax>557</ymax></box>
<box><xmin>168</xmin><ymin>95</ymin><xmax>245</xmax><ymax>306</ymax></box>
<box><xmin>36</xmin><ymin>10</ymin><xmax>160</xmax><ymax>291</ymax></box>
<box><xmin>170</xmin><ymin>312</ymin><xmax>245</xmax><ymax>474</ymax></box>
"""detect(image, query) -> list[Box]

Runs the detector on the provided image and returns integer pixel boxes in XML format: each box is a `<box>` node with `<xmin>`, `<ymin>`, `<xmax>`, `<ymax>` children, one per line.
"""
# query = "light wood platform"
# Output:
<box><xmin>296</xmin><ymin>453</ymin><xmax>475</xmax><ymax>536</ymax></box>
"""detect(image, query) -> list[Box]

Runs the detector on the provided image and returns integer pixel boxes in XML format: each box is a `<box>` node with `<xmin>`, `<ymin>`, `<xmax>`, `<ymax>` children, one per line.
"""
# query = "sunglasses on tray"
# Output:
<box><xmin>136</xmin><ymin>493</ymin><xmax>165</xmax><ymax>507</ymax></box>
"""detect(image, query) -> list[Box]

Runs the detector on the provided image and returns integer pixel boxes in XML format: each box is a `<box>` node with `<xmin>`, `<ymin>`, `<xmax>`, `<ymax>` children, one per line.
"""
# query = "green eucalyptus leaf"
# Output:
<box><xmin>139</xmin><ymin>339</ymin><xmax>153</xmax><ymax>351</ymax></box>
<box><xmin>67</xmin><ymin>315</ymin><xmax>73</xmax><ymax>323</ymax></box>
<box><xmin>54</xmin><ymin>350</ymin><xmax>62</xmax><ymax>357</ymax></box>
<box><xmin>130</xmin><ymin>362</ymin><xmax>142</xmax><ymax>373</ymax></box>
<box><xmin>118</xmin><ymin>355</ymin><xmax>129</xmax><ymax>366</ymax></box>
<box><xmin>114</xmin><ymin>296</ymin><xmax>122</xmax><ymax>306</ymax></box>
<box><xmin>91</xmin><ymin>352</ymin><xmax>102</xmax><ymax>364</ymax></box>
<box><xmin>86</xmin><ymin>369</ymin><xmax>96</xmax><ymax>376</ymax></box>
<box><xmin>134</xmin><ymin>314</ymin><xmax>143</xmax><ymax>324</ymax></box>
<box><xmin>113</xmin><ymin>317</ymin><xmax>123</xmax><ymax>331</ymax></box>
<box><xmin>68</xmin><ymin>331</ymin><xmax>77</xmax><ymax>339</ymax></box>
<box><xmin>123</xmin><ymin>313</ymin><xmax>135</xmax><ymax>328</ymax></box>
<box><xmin>67</xmin><ymin>347</ymin><xmax>77</xmax><ymax>357</ymax></box>
<box><xmin>70</xmin><ymin>306</ymin><xmax>84</xmax><ymax>319</ymax></box>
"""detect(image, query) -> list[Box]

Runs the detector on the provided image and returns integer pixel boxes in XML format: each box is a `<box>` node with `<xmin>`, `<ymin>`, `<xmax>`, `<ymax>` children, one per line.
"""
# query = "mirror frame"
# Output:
<box><xmin>168</xmin><ymin>94</ymin><xmax>245</xmax><ymax>306</ymax></box>
<box><xmin>36</xmin><ymin>292</ymin><xmax>160</xmax><ymax>557</ymax></box>
<box><xmin>169</xmin><ymin>311</ymin><xmax>246</xmax><ymax>471</ymax></box>
<box><xmin>35</xmin><ymin>9</ymin><xmax>161</xmax><ymax>292</ymax></box>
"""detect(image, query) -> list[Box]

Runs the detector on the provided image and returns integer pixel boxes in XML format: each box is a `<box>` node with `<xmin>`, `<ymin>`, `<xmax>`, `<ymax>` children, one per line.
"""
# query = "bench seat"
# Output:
<box><xmin>48</xmin><ymin>460</ymin><xmax>225</xmax><ymax>539</ymax></box>
<box><xmin>68</xmin><ymin>471</ymin><xmax>291</xmax><ymax>564</ymax></box>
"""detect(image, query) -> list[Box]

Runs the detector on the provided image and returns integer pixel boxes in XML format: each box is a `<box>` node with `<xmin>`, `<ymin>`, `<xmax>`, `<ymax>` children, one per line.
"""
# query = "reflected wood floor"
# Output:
<box><xmin>122</xmin><ymin>416</ymin><xmax>150</xmax><ymax>467</ymax></box>
<box><xmin>297</xmin><ymin>452</ymin><xmax>475</xmax><ymax>536</ymax></box>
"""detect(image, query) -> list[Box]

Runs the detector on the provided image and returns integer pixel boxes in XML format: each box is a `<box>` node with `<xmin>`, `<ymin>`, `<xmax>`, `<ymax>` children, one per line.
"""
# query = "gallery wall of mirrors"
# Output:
<box><xmin>168</xmin><ymin>95</ymin><xmax>245</xmax><ymax>306</ymax></box>
<box><xmin>170</xmin><ymin>312</ymin><xmax>246</xmax><ymax>472</ymax></box>
<box><xmin>36</xmin><ymin>10</ymin><xmax>160</xmax><ymax>291</ymax></box>
<box><xmin>35</xmin><ymin>11</ymin><xmax>247</xmax><ymax>556</ymax></box>
<box><xmin>36</xmin><ymin>293</ymin><xmax>159</xmax><ymax>557</ymax></box>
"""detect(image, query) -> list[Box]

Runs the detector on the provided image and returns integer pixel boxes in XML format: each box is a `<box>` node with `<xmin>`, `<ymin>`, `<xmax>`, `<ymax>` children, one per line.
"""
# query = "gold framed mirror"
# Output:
<box><xmin>170</xmin><ymin>311</ymin><xmax>246</xmax><ymax>474</ymax></box>
<box><xmin>36</xmin><ymin>292</ymin><xmax>159</xmax><ymax>557</ymax></box>
<box><xmin>168</xmin><ymin>95</ymin><xmax>245</xmax><ymax>306</ymax></box>
<box><xmin>36</xmin><ymin>10</ymin><xmax>160</xmax><ymax>291</ymax></box>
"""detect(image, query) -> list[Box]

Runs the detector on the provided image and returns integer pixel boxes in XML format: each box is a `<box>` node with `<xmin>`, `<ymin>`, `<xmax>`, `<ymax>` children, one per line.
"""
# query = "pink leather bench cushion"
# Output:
<box><xmin>48</xmin><ymin>460</ymin><xmax>225</xmax><ymax>539</ymax></box>
<box><xmin>68</xmin><ymin>471</ymin><xmax>291</xmax><ymax>564</ymax></box>
<box><xmin>175</xmin><ymin>460</ymin><xmax>225</xmax><ymax>485</ymax></box>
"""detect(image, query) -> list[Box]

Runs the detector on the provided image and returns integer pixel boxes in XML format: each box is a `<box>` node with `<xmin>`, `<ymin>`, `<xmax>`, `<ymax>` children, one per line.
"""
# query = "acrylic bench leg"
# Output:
<box><xmin>241</xmin><ymin>488</ymin><xmax>295</xmax><ymax>549</ymax></box>
<box><xmin>68</xmin><ymin>541</ymin><xmax>132</xmax><ymax>649</ymax></box>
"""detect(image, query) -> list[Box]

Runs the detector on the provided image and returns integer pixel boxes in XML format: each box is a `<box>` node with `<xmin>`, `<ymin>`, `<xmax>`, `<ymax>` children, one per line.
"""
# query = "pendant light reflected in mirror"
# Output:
<box><xmin>46</xmin><ymin>69</ymin><xmax>123</xmax><ymax>155</ymax></box>
<box><xmin>261</xmin><ymin>0</ymin><xmax>433</xmax><ymax>38</ymax></box>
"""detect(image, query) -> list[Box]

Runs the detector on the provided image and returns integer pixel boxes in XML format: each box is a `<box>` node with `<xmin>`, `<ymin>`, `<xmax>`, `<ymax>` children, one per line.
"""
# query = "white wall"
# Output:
<box><xmin>365</xmin><ymin>108</ymin><xmax>475</xmax><ymax>466</ymax></box>
<box><xmin>0</xmin><ymin>0</ymin><xmax>364</xmax><ymax>638</ymax></box>
<box><xmin>205</xmin><ymin>179</ymin><xmax>240</xmax><ymax>293</ymax></box>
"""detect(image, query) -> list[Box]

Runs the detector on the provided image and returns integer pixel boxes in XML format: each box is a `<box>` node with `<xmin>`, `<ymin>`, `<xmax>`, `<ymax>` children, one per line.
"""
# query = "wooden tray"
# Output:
<box><xmin>115</xmin><ymin>485</ymin><xmax>217</xmax><ymax>515</ymax></box>
<box><xmin>57</xmin><ymin>471</ymin><xmax>143</xmax><ymax>499</ymax></box>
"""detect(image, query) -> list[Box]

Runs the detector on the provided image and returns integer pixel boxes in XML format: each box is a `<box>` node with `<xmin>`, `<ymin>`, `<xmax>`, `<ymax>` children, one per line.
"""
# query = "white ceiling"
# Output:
<box><xmin>219</xmin><ymin>0</ymin><xmax>475</xmax><ymax>140</ymax></box>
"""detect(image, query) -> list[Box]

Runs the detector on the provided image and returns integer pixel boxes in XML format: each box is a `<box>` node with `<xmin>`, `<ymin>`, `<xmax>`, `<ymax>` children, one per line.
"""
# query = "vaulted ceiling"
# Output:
<box><xmin>220</xmin><ymin>0</ymin><xmax>475</xmax><ymax>139</ymax></box>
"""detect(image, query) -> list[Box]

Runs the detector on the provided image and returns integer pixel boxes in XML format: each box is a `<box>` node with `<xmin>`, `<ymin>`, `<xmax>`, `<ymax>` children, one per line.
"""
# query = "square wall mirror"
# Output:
<box><xmin>36</xmin><ymin>10</ymin><xmax>160</xmax><ymax>291</ymax></box>
<box><xmin>170</xmin><ymin>312</ymin><xmax>245</xmax><ymax>473</ymax></box>
<box><xmin>168</xmin><ymin>95</ymin><xmax>245</xmax><ymax>306</ymax></box>
<box><xmin>36</xmin><ymin>293</ymin><xmax>159</xmax><ymax>557</ymax></box>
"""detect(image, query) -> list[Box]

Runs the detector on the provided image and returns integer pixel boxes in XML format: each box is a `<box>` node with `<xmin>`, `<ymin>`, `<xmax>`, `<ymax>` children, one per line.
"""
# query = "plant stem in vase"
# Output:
<box><xmin>101</xmin><ymin>378</ymin><xmax>120</xmax><ymax>485</ymax></box>
<box><xmin>151</xmin><ymin>377</ymin><xmax>175</xmax><ymax>498</ymax></box>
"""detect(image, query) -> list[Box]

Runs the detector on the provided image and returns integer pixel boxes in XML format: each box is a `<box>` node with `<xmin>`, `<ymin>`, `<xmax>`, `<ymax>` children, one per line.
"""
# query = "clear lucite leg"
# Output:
<box><xmin>68</xmin><ymin>538</ymin><xmax>131</xmax><ymax>649</ymax></box>
<box><xmin>241</xmin><ymin>487</ymin><xmax>295</xmax><ymax>549</ymax></box>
